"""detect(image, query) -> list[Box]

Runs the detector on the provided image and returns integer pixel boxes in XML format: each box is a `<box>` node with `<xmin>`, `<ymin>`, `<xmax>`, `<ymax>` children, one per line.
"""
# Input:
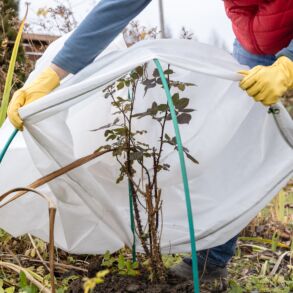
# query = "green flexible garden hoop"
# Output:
<box><xmin>127</xmin><ymin>88</ymin><xmax>137</xmax><ymax>263</ymax></box>
<box><xmin>154</xmin><ymin>59</ymin><xmax>200</xmax><ymax>293</ymax></box>
<box><xmin>0</xmin><ymin>128</ymin><xmax>18</xmax><ymax>163</ymax></box>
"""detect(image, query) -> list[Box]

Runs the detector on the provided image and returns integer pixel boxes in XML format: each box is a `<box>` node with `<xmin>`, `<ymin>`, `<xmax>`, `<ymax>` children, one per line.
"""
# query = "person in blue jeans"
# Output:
<box><xmin>7</xmin><ymin>0</ymin><xmax>293</xmax><ymax>283</ymax></box>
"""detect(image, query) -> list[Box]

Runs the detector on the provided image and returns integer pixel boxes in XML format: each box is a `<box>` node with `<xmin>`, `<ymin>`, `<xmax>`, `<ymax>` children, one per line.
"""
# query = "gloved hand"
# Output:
<box><xmin>239</xmin><ymin>56</ymin><xmax>293</xmax><ymax>106</ymax></box>
<box><xmin>7</xmin><ymin>67</ymin><xmax>60</xmax><ymax>130</ymax></box>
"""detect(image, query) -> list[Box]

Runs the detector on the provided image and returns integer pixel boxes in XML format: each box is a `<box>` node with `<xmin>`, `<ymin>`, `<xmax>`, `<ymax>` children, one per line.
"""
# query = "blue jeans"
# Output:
<box><xmin>199</xmin><ymin>39</ymin><xmax>276</xmax><ymax>267</ymax></box>
<box><xmin>233</xmin><ymin>39</ymin><xmax>276</xmax><ymax>68</ymax></box>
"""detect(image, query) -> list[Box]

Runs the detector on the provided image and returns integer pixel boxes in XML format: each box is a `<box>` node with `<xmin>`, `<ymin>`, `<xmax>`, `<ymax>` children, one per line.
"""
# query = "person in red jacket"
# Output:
<box><xmin>7</xmin><ymin>0</ymin><xmax>293</xmax><ymax>283</ymax></box>
<box><xmin>171</xmin><ymin>0</ymin><xmax>293</xmax><ymax>281</ymax></box>
<box><xmin>225</xmin><ymin>0</ymin><xmax>292</xmax><ymax>56</ymax></box>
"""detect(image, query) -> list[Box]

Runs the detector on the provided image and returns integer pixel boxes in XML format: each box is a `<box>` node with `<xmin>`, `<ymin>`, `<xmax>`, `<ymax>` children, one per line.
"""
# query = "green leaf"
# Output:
<box><xmin>118</xmin><ymin>255</ymin><xmax>125</xmax><ymax>270</ymax></box>
<box><xmin>103</xmin><ymin>250</ymin><xmax>111</xmax><ymax>260</ymax></box>
<box><xmin>164</xmin><ymin>69</ymin><xmax>174</xmax><ymax>75</ymax></box>
<box><xmin>116</xmin><ymin>81</ymin><xmax>124</xmax><ymax>90</ymax></box>
<box><xmin>117</xmin><ymin>96</ymin><xmax>127</xmax><ymax>103</ymax></box>
<box><xmin>185</xmin><ymin>82</ymin><xmax>196</xmax><ymax>87</ymax></box>
<box><xmin>132</xmin><ymin>111</ymin><xmax>148</xmax><ymax>119</ymax></box>
<box><xmin>142</xmin><ymin>78</ymin><xmax>156</xmax><ymax>95</ymax></box>
<box><xmin>172</xmin><ymin>93</ymin><xmax>180</xmax><ymax>107</ymax></box>
<box><xmin>127</xmin><ymin>269</ymin><xmax>140</xmax><ymax>276</ymax></box>
<box><xmin>114</xmin><ymin>127</ymin><xmax>127</xmax><ymax>135</ymax></box>
<box><xmin>153</xmin><ymin>68</ymin><xmax>160</xmax><ymax>77</ymax></box>
<box><xmin>104</xmin><ymin>130</ymin><xmax>113</xmax><ymax>137</ymax></box>
<box><xmin>123</xmin><ymin>103</ymin><xmax>132</xmax><ymax>112</ymax></box>
<box><xmin>171</xmin><ymin>136</ymin><xmax>177</xmax><ymax>145</ymax></box>
<box><xmin>164</xmin><ymin>135</ymin><xmax>176</xmax><ymax>146</ymax></box>
<box><xmin>19</xmin><ymin>271</ymin><xmax>27</xmax><ymax>288</ymax></box>
<box><xmin>111</xmin><ymin>101</ymin><xmax>121</xmax><ymax>107</ymax></box>
<box><xmin>146</xmin><ymin>102</ymin><xmax>158</xmax><ymax>116</ymax></box>
<box><xmin>102</xmin><ymin>251</ymin><xmax>116</xmax><ymax>267</ymax></box>
<box><xmin>180</xmin><ymin>108</ymin><xmax>195</xmax><ymax>113</ymax></box>
<box><xmin>61</xmin><ymin>275</ymin><xmax>79</xmax><ymax>286</ymax></box>
<box><xmin>238</xmin><ymin>237</ymin><xmax>289</xmax><ymax>249</ymax></box>
<box><xmin>274</xmin><ymin>189</ymin><xmax>286</xmax><ymax>222</ymax></box>
<box><xmin>185</xmin><ymin>152</ymin><xmax>199</xmax><ymax>164</ymax></box>
<box><xmin>130</xmin><ymin>72</ymin><xmax>139</xmax><ymax>80</ymax></box>
<box><xmin>271</xmin><ymin>232</ymin><xmax>279</xmax><ymax>252</ymax></box>
<box><xmin>176</xmin><ymin>98</ymin><xmax>189</xmax><ymax>110</ymax></box>
<box><xmin>157</xmin><ymin>104</ymin><xmax>168</xmax><ymax>112</ymax></box>
<box><xmin>96</xmin><ymin>270</ymin><xmax>110</xmax><ymax>279</ymax></box>
<box><xmin>142</xmin><ymin>78</ymin><xmax>156</xmax><ymax>86</ymax></box>
<box><xmin>177</xmin><ymin>113</ymin><xmax>192</xmax><ymax>124</ymax></box>
<box><xmin>106</xmin><ymin>134</ymin><xmax>117</xmax><ymax>141</ymax></box>
<box><xmin>135</xmin><ymin>66</ymin><xmax>143</xmax><ymax>77</ymax></box>
<box><xmin>164</xmin><ymin>134</ymin><xmax>171</xmax><ymax>140</ymax></box>
<box><xmin>178</xmin><ymin>83</ymin><xmax>186</xmax><ymax>91</ymax></box>
<box><xmin>0</xmin><ymin>7</ymin><xmax>28</xmax><ymax>127</ymax></box>
<box><xmin>228</xmin><ymin>280</ymin><xmax>243</xmax><ymax>293</ymax></box>
<box><xmin>116</xmin><ymin>173</ymin><xmax>125</xmax><ymax>184</ymax></box>
<box><xmin>156</xmin><ymin>78</ymin><xmax>162</xmax><ymax>85</ymax></box>
<box><xmin>172</xmin><ymin>93</ymin><xmax>179</xmax><ymax>102</ymax></box>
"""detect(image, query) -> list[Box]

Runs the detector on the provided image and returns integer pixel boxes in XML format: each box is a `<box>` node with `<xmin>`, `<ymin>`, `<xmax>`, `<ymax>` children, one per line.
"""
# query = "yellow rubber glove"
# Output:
<box><xmin>239</xmin><ymin>56</ymin><xmax>293</xmax><ymax>106</ymax></box>
<box><xmin>7</xmin><ymin>67</ymin><xmax>60</xmax><ymax>130</ymax></box>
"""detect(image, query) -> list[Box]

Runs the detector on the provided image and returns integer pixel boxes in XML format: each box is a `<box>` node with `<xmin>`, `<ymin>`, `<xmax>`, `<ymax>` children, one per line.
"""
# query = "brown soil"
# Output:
<box><xmin>67</xmin><ymin>271</ymin><xmax>193</xmax><ymax>293</ymax></box>
<box><xmin>66</xmin><ymin>256</ymin><xmax>194</xmax><ymax>293</ymax></box>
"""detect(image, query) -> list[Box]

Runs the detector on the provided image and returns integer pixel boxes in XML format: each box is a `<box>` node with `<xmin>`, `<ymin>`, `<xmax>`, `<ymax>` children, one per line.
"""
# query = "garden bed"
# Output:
<box><xmin>69</xmin><ymin>271</ymin><xmax>193</xmax><ymax>293</ymax></box>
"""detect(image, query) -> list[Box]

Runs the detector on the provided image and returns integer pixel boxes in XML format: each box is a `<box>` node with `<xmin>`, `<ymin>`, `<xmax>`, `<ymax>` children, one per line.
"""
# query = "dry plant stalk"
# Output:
<box><xmin>0</xmin><ymin>187</ymin><xmax>56</xmax><ymax>293</ymax></box>
<box><xmin>0</xmin><ymin>255</ymin><xmax>87</xmax><ymax>273</ymax></box>
<box><xmin>28</xmin><ymin>234</ymin><xmax>50</xmax><ymax>272</ymax></box>
<box><xmin>0</xmin><ymin>148</ymin><xmax>113</xmax><ymax>207</ymax></box>
<box><xmin>0</xmin><ymin>149</ymin><xmax>115</xmax><ymax>290</ymax></box>
<box><xmin>0</xmin><ymin>261</ymin><xmax>50</xmax><ymax>293</ymax></box>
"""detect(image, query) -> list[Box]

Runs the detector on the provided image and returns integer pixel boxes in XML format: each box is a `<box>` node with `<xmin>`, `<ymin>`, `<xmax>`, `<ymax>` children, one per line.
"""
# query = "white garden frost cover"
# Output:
<box><xmin>0</xmin><ymin>35</ymin><xmax>292</xmax><ymax>254</ymax></box>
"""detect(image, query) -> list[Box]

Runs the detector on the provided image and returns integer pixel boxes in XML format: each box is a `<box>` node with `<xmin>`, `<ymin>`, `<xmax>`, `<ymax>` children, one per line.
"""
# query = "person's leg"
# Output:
<box><xmin>171</xmin><ymin>235</ymin><xmax>238</xmax><ymax>280</ymax></box>
<box><xmin>196</xmin><ymin>235</ymin><xmax>238</xmax><ymax>268</ymax></box>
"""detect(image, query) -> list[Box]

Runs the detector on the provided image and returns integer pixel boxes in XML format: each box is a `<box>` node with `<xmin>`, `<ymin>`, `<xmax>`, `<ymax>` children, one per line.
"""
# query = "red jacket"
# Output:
<box><xmin>224</xmin><ymin>0</ymin><xmax>293</xmax><ymax>55</ymax></box>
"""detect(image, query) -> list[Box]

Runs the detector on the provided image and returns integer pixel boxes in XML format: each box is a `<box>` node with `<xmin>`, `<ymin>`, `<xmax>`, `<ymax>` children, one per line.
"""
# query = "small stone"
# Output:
<box><xmin>126</xmin><ymin>284</ymin><xmax>140</xmax><ymax>292</ymax></box>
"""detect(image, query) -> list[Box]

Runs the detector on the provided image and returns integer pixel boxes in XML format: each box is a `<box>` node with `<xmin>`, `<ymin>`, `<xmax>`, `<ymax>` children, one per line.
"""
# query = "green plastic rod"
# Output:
<box><xmin>128</xmin><ymin>180</ymin><xmax>136</xmax><ymax>262</ymax></box>
<box><xmin>154</xmin><ymin>59</ymin><xmax>200</xmax><ymax>293</ymax></box>
<box><xmin>0</xmin><ymin>128</ymin><xmax>18</xmax><ymax>163</ymax></box>
<box><xmin>127</xmin><ymin>88</ymin><xmax>136</xmax><ymax>262</ymax></box>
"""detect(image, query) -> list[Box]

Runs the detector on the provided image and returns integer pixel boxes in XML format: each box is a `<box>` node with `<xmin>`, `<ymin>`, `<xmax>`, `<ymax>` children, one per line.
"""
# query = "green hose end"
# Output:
<box><xmin>0</xmin><ymin>128</ymin><xmax>18</xmax><ymax>163</ymax></box>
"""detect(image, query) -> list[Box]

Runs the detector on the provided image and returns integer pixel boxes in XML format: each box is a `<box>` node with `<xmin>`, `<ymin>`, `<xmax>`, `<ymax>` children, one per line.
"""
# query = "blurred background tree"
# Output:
<box><xmin>0</xmin><ymin>0</ymin><xmax>31</xmax><ymax>103</ymax></box>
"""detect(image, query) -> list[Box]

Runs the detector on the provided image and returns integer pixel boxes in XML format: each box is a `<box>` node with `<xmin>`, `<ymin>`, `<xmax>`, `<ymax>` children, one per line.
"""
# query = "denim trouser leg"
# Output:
<box><xmin>232</xmin><ymin>39</ymin><xmax>276</xmax><ymax>68</ymax></box>
<box><xmin>197</xmin><ymin>235</ymin><xmax>239</xmax><ymax>267</ymax></box>
<box><xmin>197</xmin><ymin>40</ymin><xmax>276</xmax><ymax>268</ymax></box>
